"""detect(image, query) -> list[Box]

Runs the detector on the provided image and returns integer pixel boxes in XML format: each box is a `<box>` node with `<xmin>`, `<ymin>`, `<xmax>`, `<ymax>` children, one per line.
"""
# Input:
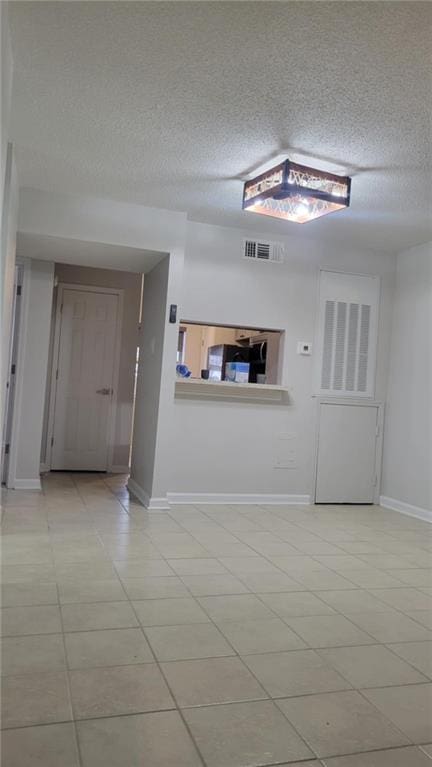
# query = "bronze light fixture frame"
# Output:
<box><xmin>242</xmin><ymin>159</ymin><xmax>351</xmax><ymax>224</ymax></box>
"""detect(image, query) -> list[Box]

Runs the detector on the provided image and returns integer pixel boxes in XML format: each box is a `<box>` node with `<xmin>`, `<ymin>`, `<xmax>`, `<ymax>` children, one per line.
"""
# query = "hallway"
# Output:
<box><xmin>1</xmin><ymin>473</ymin><xmax>432</xmax><ymax>766</ymax></box>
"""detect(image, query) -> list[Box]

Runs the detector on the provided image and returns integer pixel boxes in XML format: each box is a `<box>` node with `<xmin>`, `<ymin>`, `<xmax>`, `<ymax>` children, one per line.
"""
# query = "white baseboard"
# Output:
<box><xmin>167</xmin><ymin>492</ymin><xmax>312</xmax><ymax>506</ymax></box>
<box><xmin>380</xmin><ymin>495</ymin><xmax>432</xmax><ymax>523</ymax></box>
<box><xmin>39</xmin><ymin>463</ymin><xmax>49</xmax><ymax>474</ymax></box>
<box><xmin>146</xmin><ymin>497</ymin><xmax>171</xmax><ymax>511</ymax></box>
<box><xmin>12</xmin><ymin>478</ymin><xmax>42</xmax><ymax>491</ymax></box>
<box><xmin>109</xmin><ymin>465</ymin><xmax>130</xmax><ymax>474</ymax></box>
<box><xmin>127</xmin><ymin>478</ymin><xmax>169</xmax><ymax>511</ymax></box>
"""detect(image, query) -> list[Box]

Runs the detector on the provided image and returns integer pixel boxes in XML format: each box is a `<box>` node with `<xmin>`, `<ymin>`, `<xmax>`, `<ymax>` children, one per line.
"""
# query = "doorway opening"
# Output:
<box><xmin>42</xmin><ymin>263</ymin><xmax>143</xmax><ymax>474</ymax></box>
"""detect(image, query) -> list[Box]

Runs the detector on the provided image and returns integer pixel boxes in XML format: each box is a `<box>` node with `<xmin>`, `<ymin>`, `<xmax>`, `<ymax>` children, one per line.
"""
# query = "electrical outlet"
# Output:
<box><xmin>274</xmin><ymin>440</ymin><xmax>297</xmax><ymax>469</ymax></box>
<box><xmin>275</xmin><ymin>457</ymin><xmax>298</xmax><ymax>469</ymax></box>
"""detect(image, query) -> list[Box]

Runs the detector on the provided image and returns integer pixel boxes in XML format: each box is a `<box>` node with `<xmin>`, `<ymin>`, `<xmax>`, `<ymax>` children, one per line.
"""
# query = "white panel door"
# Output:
<box><xmin>51</xmin><ymin>288</ymin><xmax>118</xmax><ymax>471</ymax></box>
<box><xmin>315</xmin><ymin>403</ymin><xmax>378</xmax><ymax>503</ymax></box>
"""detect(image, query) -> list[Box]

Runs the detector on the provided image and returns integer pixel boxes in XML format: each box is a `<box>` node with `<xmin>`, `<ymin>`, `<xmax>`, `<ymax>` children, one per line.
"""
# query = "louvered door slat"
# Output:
<box><xmin>346</xmin><ymin>303</ymin><xmax>359</xmax><ymax>391</ymax></box>
<box><xmin>315</xmin><ymin>271</ymin><xmax>379</xmax><ymax>398</ymax></box>
<box><xmin>357</xmin><ymin>304</ymin><xmax>371</xmax><ymax>392</ymax></box>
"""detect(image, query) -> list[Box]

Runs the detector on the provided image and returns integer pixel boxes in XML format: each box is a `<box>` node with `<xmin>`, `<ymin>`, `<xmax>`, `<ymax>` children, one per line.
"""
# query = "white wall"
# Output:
<box><xmin>129</xmin><ymin>250</ymin><xmax>184</xmax><ymax>508</ymax></box>
<box><xmin>168</xmin><ymin>221</ymin><xmax>396</xmax><ymax>499</ymax></box>
<box><xmin>150</xmin><ymin>247</ymin><xmax>185</xmax><ymax>501</ymax></box>
<box><xmin>1</xmin><ymin>4</ymin><xmax>18</xmax><ymax>434</ymax></box>
<box><xmin>18</xmin><ymin>188</ymin><xmax>187</xmax><ymax>260</ymax></box>
<box><xmin>1</xmin><ymin>146</ymin><xmax>18</xmax><ymax>425</ymax></box>
<box><xmin>40</xmin><ymin>264</ymin><xmax>141</xmax><ymax>470</ymax></box>
<box><xmin>9</xmin><ymin>259</ymin><xmax>54</xmax><ymax>488</ymax></box>
<box><xmin>130</xmin><ymin>258</ymin><xmax>169</xmax><ymax>504</ymax></box>
<box><xmin>13</xmin><ymin>185</ymin><xmax>410</xmax><ymax>508</ymax></box>
<box><xmin>1</xmin><ymin>2</ymin><xmax>13</xmax><ymax>208</ymax></box>
<box><xmin>381</xmin><ymin>241</ymin><xmax>432</xmax><ymax>515</ymax></box>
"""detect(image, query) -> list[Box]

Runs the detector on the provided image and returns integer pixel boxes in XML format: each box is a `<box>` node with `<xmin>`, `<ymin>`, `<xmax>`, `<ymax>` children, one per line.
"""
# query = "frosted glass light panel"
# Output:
<box><xmin>243</xmin><ymin>160</ymin><xmax>351</xmax><ymax>224</ymax></box>
<box><xmin>315</xmin><ymin>270</ymin><xmax>380</xmax><ymax>397</ymax></box>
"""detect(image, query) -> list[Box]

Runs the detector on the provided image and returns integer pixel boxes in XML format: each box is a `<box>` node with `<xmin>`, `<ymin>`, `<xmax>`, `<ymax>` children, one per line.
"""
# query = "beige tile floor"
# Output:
<box><xmin>1</xmin><ymin>473</ymin><xmax>432</xmax><ymax>766</ymax></box>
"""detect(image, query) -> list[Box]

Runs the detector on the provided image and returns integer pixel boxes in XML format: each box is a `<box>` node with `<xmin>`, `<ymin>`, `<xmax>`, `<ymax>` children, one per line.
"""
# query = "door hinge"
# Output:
<box><xmin>56</xmin><ymin>369</ymin><xmax>59</xmax><ymax>380</ymax></box>
<box><xmin>51</xmin><ymin>436</ymin><xmax>54</xmax><ymax>447</ymax></box>
<box><xmin>60</xmin><ymin>303</ymin><xmax>63</xmax><ymax>314</ymax></box>
<box><xmin>11</xmin><ymin>363</ymin><xmax>16</xmax><ymax>375</ymax></box>
<box><xmin>5</xmin><ymin>444</ymin><xmax>10</xmax><ymax>455</ymax></box>
<box><xmin>16</xmin><ymin>285</ymin><xmax>22</xmax><ymax>296</ymax></box>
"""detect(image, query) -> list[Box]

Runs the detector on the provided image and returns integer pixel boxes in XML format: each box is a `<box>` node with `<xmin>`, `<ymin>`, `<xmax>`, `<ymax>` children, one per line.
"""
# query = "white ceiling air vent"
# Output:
<box><xmin>243</xmin><ymin>239</ymin><xmax>284</xmax><ymax>263</ymax></box>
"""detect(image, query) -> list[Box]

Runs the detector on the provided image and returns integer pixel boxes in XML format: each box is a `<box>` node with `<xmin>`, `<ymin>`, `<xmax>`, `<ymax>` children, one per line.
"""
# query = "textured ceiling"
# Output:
<box><xmin>8</xmin><ymin>1</ymin><xmax>432</xmax><ymax>253</ymax></box>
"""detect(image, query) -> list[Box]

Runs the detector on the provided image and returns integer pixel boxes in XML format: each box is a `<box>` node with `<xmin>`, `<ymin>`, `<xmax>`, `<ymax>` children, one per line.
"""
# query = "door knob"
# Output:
<box><xmin>96</xmin><ymin>387</ymin><xmax>112</xmax><ymax>395</ymax></box>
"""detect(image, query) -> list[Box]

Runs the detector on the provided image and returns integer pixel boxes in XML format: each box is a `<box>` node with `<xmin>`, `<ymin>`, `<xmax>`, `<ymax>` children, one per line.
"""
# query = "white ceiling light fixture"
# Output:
<box><xmin>242</xmin><ymin>158</ymin><xmax>351</xmax><ymax>224</ymax></box>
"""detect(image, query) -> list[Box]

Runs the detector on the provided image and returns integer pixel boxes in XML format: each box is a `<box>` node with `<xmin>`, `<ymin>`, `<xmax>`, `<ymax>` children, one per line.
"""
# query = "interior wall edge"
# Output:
<box><xmin>127</xmin><ymin>477</ymin><xmax>169</xmax><ymax>511</ymax></box>
<box><xmin>9</xmin><ymin>259</ymin><xmax>54</xmax><ymax>486</ymax></box>
<box><xmin>380</xmin><ymin>240</ymin><xmax>432</xmax><ymax>512</ymax></box>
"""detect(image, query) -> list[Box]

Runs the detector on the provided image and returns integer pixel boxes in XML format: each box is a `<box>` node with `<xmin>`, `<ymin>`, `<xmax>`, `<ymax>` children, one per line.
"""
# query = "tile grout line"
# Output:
<box><xmin>99</xmin><ymin>491</ymin><xmax>331</xmax><ymax>764</ymax></box>
<box><xmin>55</xmin><ymin>571</ymin><xmax>84</xmax><ymax>767</ymax></box>
<box><xmin>118</xmin><ymin>570</ymin><xmax>208</xmax><ymax>766</ymax></box>
<box><xmin>62</xmin><ymin>473</ymin><xmax>88</xmax><ymax>767</ymax></box>
<box><xmin>109</xmin><ymin>494</ymin><xmax>432</xmax><ymax>760</ymax></box>
<box><xmin>2</xmin><ymin>475</ymin><xmax>431</xmax><ymax>764</ymax></box>
<box><xmin>70</xmin><ymin>479</ymin><xmax>208</xmax><ymax>766</ymax></box>
<box><xmin>176</xmin><ymin>502</ymin><xmax>432</xmax><ymax>643</ymax></box>
<box><xmin>113</xmin><ymin>506</ymin><xmax>347</xmax><ymax>766</ymax></box>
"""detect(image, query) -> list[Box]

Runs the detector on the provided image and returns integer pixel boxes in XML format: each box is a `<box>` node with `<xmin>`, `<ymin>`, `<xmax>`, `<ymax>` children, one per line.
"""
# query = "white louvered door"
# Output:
<box><xmin>315</xmin><ymin>271</ymin><xmax>380</xmax><ymax>397</ymax></box>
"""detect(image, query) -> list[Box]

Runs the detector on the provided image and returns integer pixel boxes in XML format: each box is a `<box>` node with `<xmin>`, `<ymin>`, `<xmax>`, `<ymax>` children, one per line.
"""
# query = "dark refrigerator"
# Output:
<box><xmin>207</xmin><ymin>344</ymin><xmax>250</xmax><ymax>381</ymax></box>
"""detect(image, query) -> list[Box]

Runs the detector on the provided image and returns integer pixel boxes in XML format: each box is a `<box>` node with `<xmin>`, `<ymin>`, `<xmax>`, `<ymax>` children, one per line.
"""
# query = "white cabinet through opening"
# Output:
<box><xmin>50</xmin><ymin>286</ymin><xmax>120</xmax><ymax>471</ymax></box>
<box><xmin>315</xmin><ymin>402</ymin><xmax>381</xmax><ymax>504</ymax></box>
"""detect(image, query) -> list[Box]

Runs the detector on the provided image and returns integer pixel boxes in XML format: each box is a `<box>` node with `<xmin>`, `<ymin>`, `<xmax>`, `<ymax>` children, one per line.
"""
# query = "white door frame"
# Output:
<box><xmin>312</xmin><ymin>397</ymin><xmax>384</xmax><ymax>504</ymax></box>
<box><xmin>46</xmin><ymin>283</ymin><xmax>124</xmax><ymax>473</ymax></box>
<box><xmin>5</xmin><ymin>258</ymin><xmax>29</xmax><ymax>488</ymax></box>
<box><xmin>1</xmin><ymin>263</ymin><xmax>23</xmax><ymax>482</ymax></box>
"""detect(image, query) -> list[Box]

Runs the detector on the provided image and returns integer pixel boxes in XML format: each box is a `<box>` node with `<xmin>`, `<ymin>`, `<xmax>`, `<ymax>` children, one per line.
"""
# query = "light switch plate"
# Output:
<box><xmin>297</xmin><ymin>341</ymin><xmax>312</xmax><ymax>355</ymax></box>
